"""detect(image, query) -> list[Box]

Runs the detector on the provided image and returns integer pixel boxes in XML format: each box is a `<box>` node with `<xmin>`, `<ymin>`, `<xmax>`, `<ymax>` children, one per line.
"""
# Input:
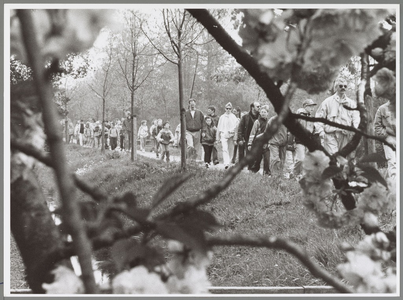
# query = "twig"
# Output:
<box><xmin>293</xmin><ymin>114</ymin><xmax>395</xmax><ymax>150</ymax></box>
<box><xmin>206</xmin><ymin>234</ymin><xmax>354</xmax><ymax>293</ymax></box>
<box><xmin>11</xmin><ymin>138</ymin><xmax>107</xmax><ymax>203</ymax></box>
<box><xmin>17</xmin><ymin>10</ymin><xmax>97</xmax><ymax>293</ymax></box>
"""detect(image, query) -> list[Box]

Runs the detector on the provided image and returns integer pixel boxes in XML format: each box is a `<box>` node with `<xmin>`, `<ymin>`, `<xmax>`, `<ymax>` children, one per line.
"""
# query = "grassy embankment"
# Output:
<box><xmin>11</xmin><ymin>143</ymin><xmax>393</xmax><ymax>289</ymax></box>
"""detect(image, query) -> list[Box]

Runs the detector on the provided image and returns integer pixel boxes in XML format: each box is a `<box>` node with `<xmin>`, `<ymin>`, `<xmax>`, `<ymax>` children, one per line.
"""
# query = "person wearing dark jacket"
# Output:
<box><xmin>237</xmin><ymin>101</ymin><xmax>260</xmax><ymax>170</ymax></box>
<box><xmin>207</xmin><ymin>105</ymin><xmax>220</xmax><ymax>165</ymax></box>
<box><xmin>247</xmin><ymin>105</ymin><xmax>270</xmax><ymax>175</ymax></box>
<box><xmin>201</xmin><ymin>116</ymin><xmax>217</xmax><ymax>168</ymax></box>
<box><xmin>185</xmin><ymin>99</ymin><xmax>205</xmax><ymax>160</ymax></box>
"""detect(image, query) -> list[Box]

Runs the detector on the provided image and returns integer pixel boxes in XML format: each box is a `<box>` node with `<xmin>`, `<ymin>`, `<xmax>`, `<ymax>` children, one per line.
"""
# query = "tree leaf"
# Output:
<box><xmin>176</xmin><ymin>210</ymin><xmax>222</xmax><ymax>232</ymax></box>
<box><xmin>151</xmin><ymin>173</ymin><xmax>192</xmax><ymax>210</ymax></box>
<box><xmin>356</xmin><ymin>164</ymin><xmax>388</xmax><ymax>187</ymax></box>
<box><xmin>111</xmin><ymin>238</ymin><xmax>141</xmax><ymax>272</ymax></box>
<box><xmin>358</xmin><ymin>153</ymin><xmax>387</xmax><ymax>164</ymax></box>
<box><xmin>155</xmin><ymin>221</ymin><xmax>207</xmax><ymax>253</ymax></box>
<box><xmin>321</xmin><ymin>166</ymin><xmax>343</xmax><ymax>181</ymax></box>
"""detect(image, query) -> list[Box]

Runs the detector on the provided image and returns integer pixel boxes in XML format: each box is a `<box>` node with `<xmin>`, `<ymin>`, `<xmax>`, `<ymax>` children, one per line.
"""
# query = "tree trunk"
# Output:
<box><xmin>11</xmin><ymin>168</ymin><xmax>71</xmax><ymax>293</ymax></box>
<box><xmin>131</xmin><ymin>92</ymin><xmax>137</xmax><ymax>161</ymax></box>
<box><xmin>101</xmin><ymin>97</ymin><xmax>105</xmax><ymax>154</ymax></box>
<box><xmin>361</xmin><ymin>53</ymin><xmax>376</xmax><ymax>157</ymax></box>
<box><xmin>178</xmin><ymin>38</ymin><xmax>187</xmax><ymax>170</ymax></box>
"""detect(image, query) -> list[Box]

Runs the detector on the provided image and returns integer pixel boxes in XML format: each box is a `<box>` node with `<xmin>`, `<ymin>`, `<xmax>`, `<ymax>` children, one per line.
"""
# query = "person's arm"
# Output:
<box><xmin>314</xmin><ymin>102</ymin><xmax>326</xmax><ymax>138</ymax></box>
<box><xmin>374</xmin><ymin>106</ymin><xmax>387</xmax><ymax>138</ymax></box>
<box><xmin>156</xmin><ymin>131</ymin><xmax>162</xmax><ymax>142</ymax></box>
<box><xmin>216</xmin><ymin>116</ymin><xmax>222</xmax><ymax>141</ymax></box>
<box><xmin>248</xmin><ymin>120</ymin><xmax>258</xmax><ymax>148</ymax></box>
<box><xmin>237</xmin><ymin>115</ymin><xmax>246</xmax><ymax>142</ymax></box>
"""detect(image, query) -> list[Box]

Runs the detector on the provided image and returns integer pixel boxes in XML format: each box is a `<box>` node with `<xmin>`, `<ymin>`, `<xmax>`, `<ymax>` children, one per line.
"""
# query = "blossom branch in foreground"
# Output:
<box><xmin>10</xmin><ymin>138</ymin><xmax>107</xmax><ymax>203</ymax></box>
<box><xmin>17</xmin><ymin>10</ymin><xmax>97</xmax><ymax>293</ymax></box>
<box><xmin>292</xmin><ymin>114</ymin><xmax>395</xmax><ymax>151</ymax></box>
<box><xmin>186</xmin><ymin>9</ymin><xmax>324</xmax><ymax>154</ymax></box>
<box><xmin>206</xmin><ymin>234</ymin><xmax>354</xmax><ymax>293</ymax></box>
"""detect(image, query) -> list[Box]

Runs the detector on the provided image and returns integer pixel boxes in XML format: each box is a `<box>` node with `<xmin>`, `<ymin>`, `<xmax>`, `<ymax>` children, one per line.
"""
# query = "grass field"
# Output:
<box><xmin>10</xmin><ymin>143</ymin><xmax>394</xmax><ymax>289</ymax></box>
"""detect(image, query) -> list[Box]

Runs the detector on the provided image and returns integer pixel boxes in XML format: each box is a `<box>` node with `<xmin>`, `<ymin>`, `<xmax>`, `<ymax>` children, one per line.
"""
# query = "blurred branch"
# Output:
<box><xmin>293</xmin><ymin>114</ymin><xmax>395</xmax><ymax>150</ymax></box>
<box><xmin>206</xmin><ymin>234</ymin><xmax>354</xmax><ymax>293</ymax></box>
<box><xmin>16</xmin><ymin>10</ymin><xmax>97</xmax><ymax>293</ymax></box>
<box><xmin>11</xmin><ymin>138</ymin><xmax>107</xmax><ymax>203</ymax></box>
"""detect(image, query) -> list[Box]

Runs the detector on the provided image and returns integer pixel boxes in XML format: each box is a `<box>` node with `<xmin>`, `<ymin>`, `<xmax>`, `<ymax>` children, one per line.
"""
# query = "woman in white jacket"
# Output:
<box><xmin>216</xmin><ymin>102</ymin><xmax>239</xmax><ymax>169</ymax></box>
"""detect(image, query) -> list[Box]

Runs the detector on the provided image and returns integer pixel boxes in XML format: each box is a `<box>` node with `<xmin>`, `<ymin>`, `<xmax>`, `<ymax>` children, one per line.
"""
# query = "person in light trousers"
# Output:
<box><xmin>216</xmin><ymin>102</ymin><xmax>239</xmax><ymax>169</ymax></box>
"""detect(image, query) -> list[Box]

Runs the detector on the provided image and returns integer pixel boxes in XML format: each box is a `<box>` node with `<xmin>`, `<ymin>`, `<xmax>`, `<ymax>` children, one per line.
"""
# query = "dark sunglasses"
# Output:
<box><xmin>339</xmin><ymin>84</ymin><xmax>347</xmax><ymax>88</ymax></box>
<box><xmin>225</xmin><ymin>108</ymin><xmax>232</xmax><ymax>110</ymax></box>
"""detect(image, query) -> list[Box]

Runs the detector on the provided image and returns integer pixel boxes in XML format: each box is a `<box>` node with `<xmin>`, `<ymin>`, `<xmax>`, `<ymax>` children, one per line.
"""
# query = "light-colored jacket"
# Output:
<box><xmin>138</xmin><ymin>125</ymin><xmax>149</xmax><ymax>138</ymax></box>
<box><xmin>315</xmin><ymin>93</ymin><xmax>360</xmax><ymax>135</ymax></box>
<box><xmin>374</xmin><ymin>101</ymin><xmax>396</xmax><ymax>138</ymax></box>
<box><xmin>216</xmin><ymin>113</ymin><xmax>239</xmax><ymax>140</ymax></box>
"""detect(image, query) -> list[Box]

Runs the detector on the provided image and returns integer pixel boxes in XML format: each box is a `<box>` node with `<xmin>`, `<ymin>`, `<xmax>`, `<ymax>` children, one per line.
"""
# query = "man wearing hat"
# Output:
<box><xmin>216</xmin><ymin>102</ymin><xmax>239</xmax><ymax>169</ymax></box>
<box><xmin>293</xmin><ymin>99</ymin><xmax>317</xmax><ymax>177</ymax></box>
<box><xmin>315</xmin><ymin>78</ymin><xmax>360</xmax><ymax>155</ymax></box>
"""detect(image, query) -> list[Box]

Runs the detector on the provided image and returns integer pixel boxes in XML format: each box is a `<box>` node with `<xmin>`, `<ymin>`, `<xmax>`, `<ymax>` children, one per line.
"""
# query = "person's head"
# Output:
<box><xmin>205</xmin><ymin>116</ymin><xmax>213</xmax><ymax>126</ymax></box>
<box><xmin>232</xmin><ymin>106</ymin><xmax>241</xmax><ymax>118</ymax></box>
<box><xmin>189</xmin><ymin>99</ymin><xmax>196</xmax><ymax>110</ymax></box>
<box><xmin>251</xmin><ymin>102</ymin><xmax>261</xmax><ymax>115</ymax></box>
<box><xmin>334</xmin><ymin>77</ymin><xmax>348</xmax><ymax>97</ymax></box>
<box><xmin>141</xmin><ymin>120</ymin><xmax>147</xmax><ymax>126</ymax></box>
<box><xmin>302</xmin><ymin>98</ymin><xmax>317</xmax><ymax>115</ymax></box>
<box><xmin>224</xmin><ymin>102</ymin><xmax>233</xmax><ymax>114</ymax></box>
<box><xmin>163</xmin><ymin>121</ymin><xmax>170</xmax><ymax>129</ymax></box>
<box><xmin>157</xmin><ymin>119</ymin><xmax>163</xmax><ymax>126</ymax></box>
<box><xmin>85</xmin><ymin>122</ymin><xmax>89</xmax><ymax>127</ymax></box>
<box><xmin>259</xmin><ymin>105</ymin><xmax>269</xmax><ymax>119</ymax></box>
<box><xmin>207</xmin><ymin>105</ymin><xmax>216</xmax><ymax>116</ymax></box>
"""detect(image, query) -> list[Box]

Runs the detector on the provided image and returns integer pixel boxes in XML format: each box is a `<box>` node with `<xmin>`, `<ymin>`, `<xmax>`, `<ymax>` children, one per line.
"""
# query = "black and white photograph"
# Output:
<box><xmin>5</xmin><ymin>4</ymin><xmax>399</xmax><ymax>296</ymax></box>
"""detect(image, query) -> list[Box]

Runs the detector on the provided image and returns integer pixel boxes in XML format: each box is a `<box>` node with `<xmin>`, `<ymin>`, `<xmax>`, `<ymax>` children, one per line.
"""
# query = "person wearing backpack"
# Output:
<box><xmin>156</xmin><ymin>121</ymin><xmax>175</xmax><ymax>162</ymax></box>
<box><xmin>247</xmin><ymin>105</ymin><xmax>270</xmax><ymax>175</ymax></box>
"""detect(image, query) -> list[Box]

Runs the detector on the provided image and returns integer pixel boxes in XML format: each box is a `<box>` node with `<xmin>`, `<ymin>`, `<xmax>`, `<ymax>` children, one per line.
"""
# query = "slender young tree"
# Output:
<box><xmin>117</xmin><ymin>10</ymin><xmax>156</xmax><ymax>161</ymax></box>
<box><xmin>87</xmin><ymin>34</ymin><xmax>115</xmax><ymax>154</ymax></box>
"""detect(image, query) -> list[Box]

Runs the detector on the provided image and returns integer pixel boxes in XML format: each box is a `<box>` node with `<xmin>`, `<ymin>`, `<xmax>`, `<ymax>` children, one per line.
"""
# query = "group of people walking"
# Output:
<box><xmin>181</xmin><ymin>76</ymin><xmax>396</xmax><ymax>180</ymax></box>
<box><xmin>61</xmin><ymin>75</ymin><xmax>395</xmax><ymax>180</ymax></box>
<box><xmin>61</xmin><ymin>114</ymin><xmax>135</xmax><ymax>151</ymax></box>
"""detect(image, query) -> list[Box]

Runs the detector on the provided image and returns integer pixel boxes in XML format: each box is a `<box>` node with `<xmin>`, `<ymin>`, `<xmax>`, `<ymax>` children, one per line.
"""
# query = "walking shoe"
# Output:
<box><xmin>205</xmin><ymin>163</ymin><xmax>209</xmax><ymax>168</ymax></box>
<box><xmin>213</xmin><ymin>160</ymin><xmax>219</xmax><ymax>165</ymax></box>
<box><xmin>224</xmin><ymin>165</ymin><xmax>229</xmax><ymax>170</ymax></box>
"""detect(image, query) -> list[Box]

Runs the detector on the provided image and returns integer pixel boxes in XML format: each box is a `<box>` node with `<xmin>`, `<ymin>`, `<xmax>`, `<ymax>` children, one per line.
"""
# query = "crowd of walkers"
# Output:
<box><xmin>60</xmin><ymin>76</ymin><xmax>396</xmax><ymax>180</ymax></box>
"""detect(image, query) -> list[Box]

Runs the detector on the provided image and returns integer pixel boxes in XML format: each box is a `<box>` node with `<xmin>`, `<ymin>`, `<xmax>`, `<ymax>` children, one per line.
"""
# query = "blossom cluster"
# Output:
<box><xmin>111</xmin><ymin>240</ymin><xmax>212</xmax><ymax>294</ymax></box>
<box><xmin>338</xmin><ymin>233</ymin><xmax>396</xmax><ymax>293</ymax></box>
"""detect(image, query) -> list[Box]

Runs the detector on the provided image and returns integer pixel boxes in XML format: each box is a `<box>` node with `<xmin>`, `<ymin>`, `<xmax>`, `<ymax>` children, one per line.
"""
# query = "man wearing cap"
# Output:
<box><xmin>216</xmin><ymin>102</ymin><xmax>239</xmax><ymax>169</ymax></box>
<box><xmin>185</xmin><ymin>98</ymin><xmax>205</xmax><ymax>160</ymax></box>
<box><xmin>293</xmin><ymin>99</ymin><xmax>317</xmax><ymax>177</ymax></box>
<box><xmin>315</xmin><ymin>78</ymin><xmax>360</xmax><ymax>155</ymax></box>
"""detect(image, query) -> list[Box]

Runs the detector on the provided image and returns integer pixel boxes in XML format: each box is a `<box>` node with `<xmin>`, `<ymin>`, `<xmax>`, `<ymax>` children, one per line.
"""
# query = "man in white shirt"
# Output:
<box><xmin>216</xmin><ymin>102</ymin><xmax>239</xmax><ymax>169</ymax></box>
<box><xmin>315</xmin><ymin>77</ymin><xmax>360</xmax><ymax>155</ymax></box>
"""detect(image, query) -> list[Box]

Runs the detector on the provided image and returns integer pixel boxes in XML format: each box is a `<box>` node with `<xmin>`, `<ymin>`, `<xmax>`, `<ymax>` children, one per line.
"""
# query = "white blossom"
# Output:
<box><xmin>42</xmin><ymin>265</ymin><xmax>84</xmax><ymax>294</ymax></box>
<box><xmin>112</xmin><ymin>266</ymin><xmax>168</xmax><ymax>294</ymax></box>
